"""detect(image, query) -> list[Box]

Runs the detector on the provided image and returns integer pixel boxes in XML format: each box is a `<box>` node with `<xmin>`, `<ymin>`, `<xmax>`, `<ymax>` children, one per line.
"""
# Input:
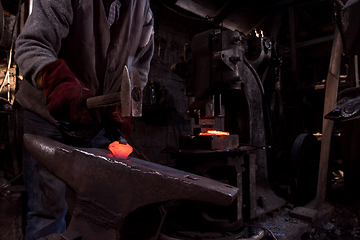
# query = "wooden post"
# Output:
<box><xmin>315</xmin><ymin>27</ymin><xmax>343</xmax><ymax>208</ymax></box>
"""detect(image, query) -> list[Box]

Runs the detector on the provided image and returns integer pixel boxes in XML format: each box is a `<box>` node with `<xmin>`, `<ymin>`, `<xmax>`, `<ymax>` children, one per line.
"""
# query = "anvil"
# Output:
<box><xmin>325</xmin><ymin>87</ymin><xmax>360</xmax><ymax>121</ymax></box>
<box><xmin>23</xmin><ymin>134</ymin><xmax>239</xmax><ymax>240</ymax></box>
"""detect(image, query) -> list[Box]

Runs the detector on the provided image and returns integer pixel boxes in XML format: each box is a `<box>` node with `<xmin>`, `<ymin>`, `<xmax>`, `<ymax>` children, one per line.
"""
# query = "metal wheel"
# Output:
<box><xmin>289</xmin><ymin>133</ymin><xmax>320</xmax><ymax>205</ymax></box>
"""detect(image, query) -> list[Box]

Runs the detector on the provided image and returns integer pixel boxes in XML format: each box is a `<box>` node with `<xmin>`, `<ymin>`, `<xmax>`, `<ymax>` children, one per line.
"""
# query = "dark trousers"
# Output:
<box><xmin>23</xmin><ymin>110</ymin><xmax>110</xmax><ymax>240</ymax></box>
<box><xmin>23</xmin><ymin>110</ymin><xmax>67</xmax><ymax>240</ymax></box>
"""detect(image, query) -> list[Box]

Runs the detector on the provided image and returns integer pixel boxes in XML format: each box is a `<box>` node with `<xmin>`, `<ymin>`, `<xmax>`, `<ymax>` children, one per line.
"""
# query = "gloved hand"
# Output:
<box><xmin>37</xmin><ymin>59</ymin><xmax>100</xmax><ymax>124</ymax></box>
<box><xmin>104</xmin><ymin>105</ymin><xmax>132</xmax><ymax>141</ymax></box>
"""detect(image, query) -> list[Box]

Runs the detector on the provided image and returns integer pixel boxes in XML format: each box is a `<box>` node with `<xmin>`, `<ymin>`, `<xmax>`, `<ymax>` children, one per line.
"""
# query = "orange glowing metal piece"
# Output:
<box><xmin>199</xmin><ymin>130</ymin><xmax>230</xmax><ymax>136</ymax></box>
<box><xmin>108</xmin><ymin>141</ymin><xmax>133</xmax><ymax>159</ymax></box>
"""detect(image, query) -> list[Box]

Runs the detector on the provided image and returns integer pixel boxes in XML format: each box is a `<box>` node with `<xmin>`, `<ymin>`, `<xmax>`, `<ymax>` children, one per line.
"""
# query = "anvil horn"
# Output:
<box><xmin>24</xmin><ymin>134</ymin><xmax>239</xmax><ymax>239</ymax></box>
<box><xmin>324</xmin><ymin>108</ymin><xmax>343</xmax><ymax>120</ymax></box>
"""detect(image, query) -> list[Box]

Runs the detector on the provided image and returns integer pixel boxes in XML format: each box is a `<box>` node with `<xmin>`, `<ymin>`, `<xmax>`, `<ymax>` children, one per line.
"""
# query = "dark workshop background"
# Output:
<box><xmin>0</xmin><ymin>0</ymin><xmax>356</xmax><ymax>239</ymax></box>
<box><xmin>0</xmin><ymin>0</ymin><xmax>343</xmax><ymax>171</ymax></box>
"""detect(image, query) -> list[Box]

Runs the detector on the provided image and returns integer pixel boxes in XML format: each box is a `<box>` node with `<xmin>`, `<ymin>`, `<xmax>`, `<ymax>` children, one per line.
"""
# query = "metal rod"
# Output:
<box><xmin>355</xmin><ymin>55</ymin><xmax>359</xmax><ymax>87</ymax></box>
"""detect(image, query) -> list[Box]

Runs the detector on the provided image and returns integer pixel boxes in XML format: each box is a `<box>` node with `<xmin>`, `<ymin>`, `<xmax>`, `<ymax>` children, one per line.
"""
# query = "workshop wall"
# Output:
<box><xmin>0</xmin><ymin>8</ymin><xmax>22</xmax><ymax>184</ymax></box>
<box><xmin>129</xmin><ymin>1</ymin><xmax>214</xmax><ymax>166</ymax></box>
<box><xmin>0</xmin><ymin>12</ymin><xmax>17</xmax><ymax>104</ymax></box>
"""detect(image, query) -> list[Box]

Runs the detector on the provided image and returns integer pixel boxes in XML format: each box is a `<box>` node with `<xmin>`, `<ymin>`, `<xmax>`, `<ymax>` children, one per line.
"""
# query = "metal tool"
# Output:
<box><xmin>325</xmin><ymin>87</ymin><xmax>360</xmax><ymax>121</ymax></box>
<box><xmin>86</xmin><ymin>66</ymin><xmax>143</xmax><ymax>117</ymax></box>
<box><xmin>23</xmin><ymin>133</ymin><xmax>239</xmax><ymax>240</ymax></box>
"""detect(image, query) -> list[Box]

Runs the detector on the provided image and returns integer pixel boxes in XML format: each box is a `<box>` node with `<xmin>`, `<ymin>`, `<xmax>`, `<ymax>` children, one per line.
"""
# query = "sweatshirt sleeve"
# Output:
<box><xmin>14</xmin><ymin>0</ymin><xmax>74</xmax><ymax>86</ymax></box>
<box><xmin>132</xmin><ymin>7</ymin><xmax>154</xmax><ymax>89</ymax></box>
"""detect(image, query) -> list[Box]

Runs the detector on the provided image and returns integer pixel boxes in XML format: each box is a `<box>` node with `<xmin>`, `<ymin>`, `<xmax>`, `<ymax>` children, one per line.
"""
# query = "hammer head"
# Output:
<box><xmin>120</xmin><ymin>66</ymin><xmax>132</xmax><ymax>117</ymax></box>
<box><xmin>121</xmin><ymin>66</ymin><xmax>143</xmax><ymax>117</ymax></box>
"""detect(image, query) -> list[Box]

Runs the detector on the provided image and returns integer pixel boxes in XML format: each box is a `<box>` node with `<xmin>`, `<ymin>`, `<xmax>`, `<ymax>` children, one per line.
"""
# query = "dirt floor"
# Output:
<box><xmin>300</xmin><ymin>184</ymin><xmax>360</xmax><ymax>240</ymax></box>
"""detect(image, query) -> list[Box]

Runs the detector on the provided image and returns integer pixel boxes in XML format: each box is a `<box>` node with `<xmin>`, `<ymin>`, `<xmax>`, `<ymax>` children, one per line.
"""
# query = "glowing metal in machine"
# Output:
<box><xmin>108</xmin><ymin>141</ymin><xmax>133</xmax><ymax>159</ymax></box>
<box><xmin>199</xmin><ymin>130</ymin><xmax>230</xmax><ymax>136</ymax></box>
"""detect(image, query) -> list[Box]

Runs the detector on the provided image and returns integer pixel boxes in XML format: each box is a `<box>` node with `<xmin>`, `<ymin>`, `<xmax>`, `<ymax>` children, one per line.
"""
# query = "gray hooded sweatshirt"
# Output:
<box><xmin>14</xmin><ymin>0</ymin><xmax>154</xmax><ymax>124</ymax></box>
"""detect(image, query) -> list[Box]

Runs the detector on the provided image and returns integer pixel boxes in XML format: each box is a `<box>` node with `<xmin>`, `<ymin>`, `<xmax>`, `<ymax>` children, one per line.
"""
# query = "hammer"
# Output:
<box><xmin>86</xmin><ymin>66</ymin><xmax>130</xmax><ymax>117</ymax></box>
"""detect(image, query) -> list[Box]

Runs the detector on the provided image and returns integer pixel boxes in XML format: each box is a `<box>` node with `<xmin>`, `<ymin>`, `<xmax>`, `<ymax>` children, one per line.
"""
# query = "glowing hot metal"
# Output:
<box><xmin>108</xmin><ymin>141</ymin><xmax>133</xmax><ymax>159</ymax></box>
<box><xmin>199</xmin><ymin>130</ymin><xmax>230</xmax><ymax>136</ymax></box>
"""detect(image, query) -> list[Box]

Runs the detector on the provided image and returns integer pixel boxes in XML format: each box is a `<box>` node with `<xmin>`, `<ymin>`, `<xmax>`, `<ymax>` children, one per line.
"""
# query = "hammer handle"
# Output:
<box><xmin>86</xmin><ymin>92</ymin><xmax>121</xmax><ymax>108</ymax></box>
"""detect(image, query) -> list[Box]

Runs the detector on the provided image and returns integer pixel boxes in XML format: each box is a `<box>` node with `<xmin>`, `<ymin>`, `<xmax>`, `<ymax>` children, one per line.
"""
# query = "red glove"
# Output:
<box><xmin>39</xmin><ymin>59</ymin><xmax>99</xmax><ymax>124</ymax></box>
<box><xmin>105</xmin><ymin>105</ymin><xmax>132</xmax><ymax>140</ymax></box>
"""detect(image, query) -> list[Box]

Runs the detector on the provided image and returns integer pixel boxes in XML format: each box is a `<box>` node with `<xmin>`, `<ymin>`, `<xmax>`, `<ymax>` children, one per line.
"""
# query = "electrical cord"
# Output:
<box><xmin>243</xmin><ymin>225</ymin><xmax>278</xmax><ymax>240</ymax></box>
<box><xmin>9</xmin><ymin>172</ymin><xmax>23</xmax><ymax>183</ymax></box>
